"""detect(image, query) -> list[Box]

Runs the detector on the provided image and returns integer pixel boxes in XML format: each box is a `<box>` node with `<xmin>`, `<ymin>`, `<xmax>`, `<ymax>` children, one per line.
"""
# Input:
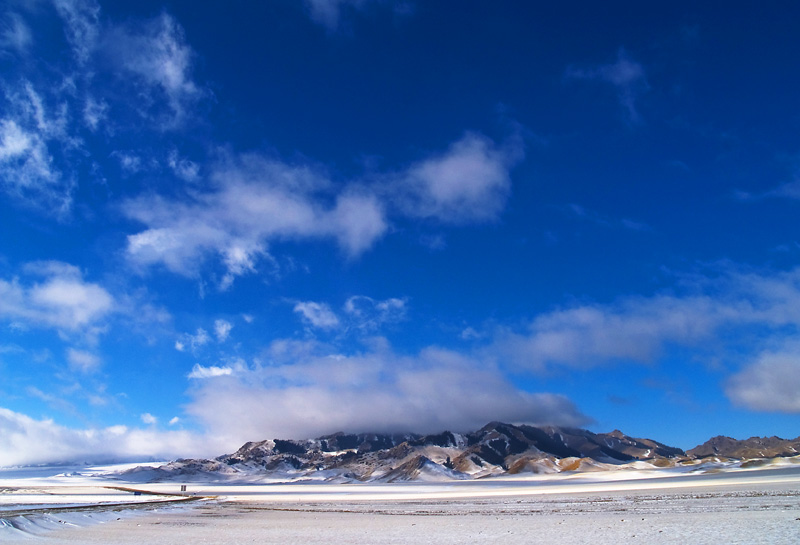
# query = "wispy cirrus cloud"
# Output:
<box><xmin>0</xmin><ymin>12</ymin><xmax>33</xmax><ymax>54</ymax></box>
<box><xmin>566</xmin><ymin>49</ymin><xmax>649</xmax><ymax>124</ymax></box>
<box><xmin>0</xmin><ymin>2</ymin><xmax>208</xmax><ymax>216</ymax></box>
<box><xmin>290</xmin><ymin>296</ymin><xmax>407</xmax><ymax>334</ymax></box>
<box><xmin>0</xmin><ymin>82</ymin><xmax>77</xmax><ymax>216</ymax></box>
<box><xmin>561</xmin><ymin>203</ymin><xmax>650</xmax><ymax>231</ymax></box>
<box><xmin>53</xmin><ymin>0</ymin><xmax>101</xmax><ymax>65</ymax></box>
<box><xmin>343</xmin><ymin>295</ymin><xmax>406</xmax><ymax>331</ymax></box>
<box><xmin>737</xmin><ymin>178</ymin><xmax>800</xmax><ymax>203</ymax></box>
<box><xmin>304</xmin><ymin>0</ymin><xmax>412</xmax><ymax>31</ymax></box>
<box><xmin>104</xmin><ymin>12</ymin><xmax>206</xmax><ymax>127</ymax></box>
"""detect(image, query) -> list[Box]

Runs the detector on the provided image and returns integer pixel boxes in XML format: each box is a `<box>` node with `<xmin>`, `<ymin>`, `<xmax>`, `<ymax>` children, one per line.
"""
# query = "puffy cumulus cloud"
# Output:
<box><xmin>566</xmin><ymin>49</ymin><xmax>649</xmax><ymax>124</ymax></box>
<box><xmin>214</xmin><ymin>319</ymin><xmax>233</xmax><ymax>342</ymax></box>
<box><xmin>394</xmin><ymin>132</ymin><xmax>522</xmax><ymax>224</ymax></box>
<box><xmin>185</xmin><ymin>341</ymin><xmax>588</xmax><ymax>447</ymax></box>
<box><xmin>489</xmin><ymin>266</ymin><xmax>800</xmax><ymax>372</ymax></box>
<box><xmin>124</xmin><ymin>153</ymin><xmax>388</xmax><ymax>287</ymax></box>
<box><xmin>0</xmin><ymin>406</ymin><xmax>222</xmax><ymax>466</ymax></box>
<box><xmin>293</xmin><ymin>301</ymin><xmax>341</xmax><ymax>330</ymax></box>
<box><xmin>725</xmin><ymin>344</ymin><xmax>800</xmax><ymax>413</ymax></box>
<box><xmin>0</xmin><ymin>261</ymin><xmax>114</xmax><ymax>339</ymax></box>
<box><xmin>104</xmin><ymin>12</ymin><xmax>205</xmax><ymax>127</ymax></box>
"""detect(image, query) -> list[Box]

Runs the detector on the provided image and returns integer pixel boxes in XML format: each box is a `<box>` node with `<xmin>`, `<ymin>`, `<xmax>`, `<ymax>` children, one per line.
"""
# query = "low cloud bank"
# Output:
<box><xmin>0</xmin><ymin>339</ymin><xmax>588</xmax><ymax>466</ymax></box>
<box><xmin>0</xmin><ymin>407</ymin><xmax>219</xmax><ymax>467</ymax></box>
<box><xmin>185</xmin><ymin>341</ymin><xmax>588</xmax><ymax>447</ymax></box>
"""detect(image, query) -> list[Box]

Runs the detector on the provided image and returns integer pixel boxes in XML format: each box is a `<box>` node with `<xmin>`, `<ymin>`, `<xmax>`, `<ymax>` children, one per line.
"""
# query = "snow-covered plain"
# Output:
<box><xmin>2</xmin><ymin>460</ymin><xmax>799</xmax><ymax>543</ymax></box>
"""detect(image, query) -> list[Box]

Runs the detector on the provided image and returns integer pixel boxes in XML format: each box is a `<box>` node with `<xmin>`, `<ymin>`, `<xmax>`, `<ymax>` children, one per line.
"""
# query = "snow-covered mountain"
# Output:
<box><xmin>120</xmin><ymin>422</ymin><xmax>692</xmax><ymax>483</ymax></box>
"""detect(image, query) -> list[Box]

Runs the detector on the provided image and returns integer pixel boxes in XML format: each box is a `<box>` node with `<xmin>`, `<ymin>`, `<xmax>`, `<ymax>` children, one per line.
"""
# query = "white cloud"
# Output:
<box><xmin>185</xmin><ymin>340</ymin><xmax>588</xmax><ymax>447</ymax></box>
<box><xmin>168</xmin><ymin>416</ymin><xmax>180</xmax><ymax>425</ymax></box>
<box><xmin>123</xmin><ymin>132</ymin><xmax>520</xmax><ymax>286</ymax></box>
<box><xmin>328</xmin><ymin>192</ymin><xmax>389</xmax><ymax>256</ymax></box>
<box><xmin>0</xmin><ymin>406</ymin><xmax>219</xmax><ymax>466</ymax></box>
<box><xmin>563</xmin><ymin>202</ymin><xmax>649</xmax><ymax>231</ymax></box>
<box><xmin>0</xmin><ymin>117</ymin><xmax>68</xmax><ymax>214</ymax></box>
<box><xmin>566</xmin><ymin>49</ymin><xmax>648</xmax><ymax>124</ymax></box>
<box><xmin>140</xmin><ymin>412</ymin><xmax>157</xmax><ymax>425</ymax></box>
<box><xmin>488</xmin><ymin>266</ymin><xmax>800</xmax><ymax>372</ymax></box>
<box><xmin>105</xmin><ymin>12</ymin><xmax>204</xmax><ymax>126</ymax></box>
<box><xmin>66</xmin><ymin>348</ymin><xmax>101</xmax><ymax>373</ymax></box>
<box><xmin>343</xmin><ymin>295</ymin><xmax>406</xmax><ymax>331</ymax></box>
<box><xmin>111</xmin><ymin>150</ymin><xmax>144</xmax><ymax>173</ymax></box>
<box><xmin>176</xmin><ymin>328</ymin><xmax>211</xmax><ymax>353</ymax></box>
<box><xmin>214</xmin><ymin>319</ymin><xmax>232</xmax><ymax>342</ymax></box>
<box><xmin>82</xmin><ymin>96</ymin><xmax>107</xmax><ymax>131</ymax></box>
<box><xmin>304</xmin><ymin>0</ymin><xmax>403</xmax><ymax>31</ymax></box>
<box><xmin>766</xmin><ymin>179</ymin><xmax>800</xmax><ymax>200</ymax></box>
<box><xmin>492</xmin><ymin>294</ymin><xmax>722</xmax><ymax>371</ymax></box>
<box><xmin>188</xmin><ymin>363</ymin><xmax>233</xmax><ymax>379</ymax></box>
<box><xmin>124</xmin><ymin>152</ymin><xmax>389</xmax><ymax>286</ymax></box>
<box><xmin>0</xmin><ymin>78</ymin><xmax>82</xmax><ymax>215</ymax></box>
<box><xmin>0</xmin><ymin>261</ymin><xmax>114</xmax><ymax>339</ymax></box>
<box><xmin>53</xmin><ymin>0</ymin><xmax>101</xmax><ymax>64</ymax></box>
<box><xmin>168</xmin><ymin>149</ymin><xmax>199</xmax><ymax>181</ymax></box>
<box><xmin>1</xmin><ymin>12</ymin><xmax>33</xmax><ymax>53</ymax></box>
<box><xmin>394</xmin><ymin>132</ymin><xmax>521</xmax><ymax>224</ymax></box>
<box><xmin>294</xmin><ymin>301</ymin><xmax>341</xmax><ymax>330</ymax></box>
<box><xmin>726</xmin><ymin>344</ymin><xmax>800</xmax><ymax>413</ymax></box>
<box><xmin>460</xmin><ymin>326</ymin><xmax>483</xmax><ymax>341</ymax></box>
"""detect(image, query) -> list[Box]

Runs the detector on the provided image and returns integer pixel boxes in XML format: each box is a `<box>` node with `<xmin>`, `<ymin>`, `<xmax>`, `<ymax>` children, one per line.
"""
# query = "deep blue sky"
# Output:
<box><xmin>1</xmin><ymin>0</ymin><xmax>799</xmax><ymax>465</ymax></box>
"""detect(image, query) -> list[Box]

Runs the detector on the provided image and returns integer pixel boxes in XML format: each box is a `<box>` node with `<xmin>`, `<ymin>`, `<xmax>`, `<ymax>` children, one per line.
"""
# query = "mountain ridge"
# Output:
<box><xmin>119</xmin><ymin>422</ymin><xmax>800</xmax><ymax>483</ymax></box>
<box><xmin>687</xmin><ymin>434</ymin><xmax>800</xmax><ymax>459</ymax></box>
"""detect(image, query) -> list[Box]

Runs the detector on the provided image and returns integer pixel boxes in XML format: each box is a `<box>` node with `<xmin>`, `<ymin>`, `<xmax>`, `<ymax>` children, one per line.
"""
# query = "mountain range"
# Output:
<box><xmin>122</xmin><ymin>422</ymin><xmax>800</xmax><ymax>483</ymax></box>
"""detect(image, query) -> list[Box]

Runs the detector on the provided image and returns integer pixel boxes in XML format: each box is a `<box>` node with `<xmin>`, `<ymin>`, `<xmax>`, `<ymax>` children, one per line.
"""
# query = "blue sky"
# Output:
<box><xmin>1</xmin><ymin>0</ymin><xmax>799</xmax><ymax>465</ymax></box>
